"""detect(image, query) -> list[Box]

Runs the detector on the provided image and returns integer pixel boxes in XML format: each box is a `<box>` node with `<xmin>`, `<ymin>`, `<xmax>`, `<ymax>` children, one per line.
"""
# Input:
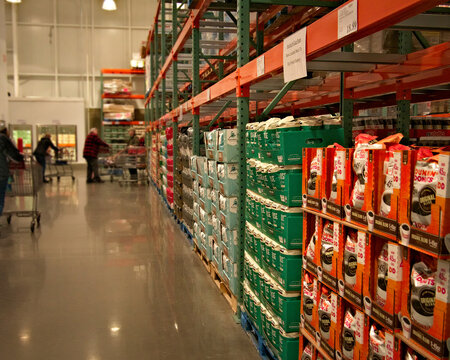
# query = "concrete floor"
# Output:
<box><xmin>0</xmin><ymin>173</ymin><xmax>259</xmax><ymax>360</ymax></box>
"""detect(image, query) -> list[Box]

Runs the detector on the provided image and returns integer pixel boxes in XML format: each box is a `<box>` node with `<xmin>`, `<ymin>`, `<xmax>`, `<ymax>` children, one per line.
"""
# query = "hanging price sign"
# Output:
<box><xmin>338</xmin><ymin>0</ymin><xmax>358</xmax><ymax>39</ymax></box>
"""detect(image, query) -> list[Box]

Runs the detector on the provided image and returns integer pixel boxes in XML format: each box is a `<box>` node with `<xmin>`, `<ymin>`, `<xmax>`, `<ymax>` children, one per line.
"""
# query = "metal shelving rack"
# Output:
<box><xmin>145</xmin><ymin>0</ymin><xmax>449</xmax><ymax>356</ymax></box>
<box><xmin>100</xmin><ymin>68</ymin><xmax>146</xmax><ymax>153</ymax></box>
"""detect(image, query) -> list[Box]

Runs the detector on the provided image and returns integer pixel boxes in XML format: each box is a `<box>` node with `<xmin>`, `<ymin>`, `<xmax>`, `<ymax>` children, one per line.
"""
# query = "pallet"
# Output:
<box><xmin>193</xmin><ymin>241</ymin><xmax>211</xmax><ymax>273</ymax></box>
<box><xmin>209</xmin><ymin>263</ymin><xmax>238</xmax><ymax>314</ymax></box>
<box><xmin>241</xmin><ymin>310</ymin><xmax>278</xmax><ymax>360</ymax></box>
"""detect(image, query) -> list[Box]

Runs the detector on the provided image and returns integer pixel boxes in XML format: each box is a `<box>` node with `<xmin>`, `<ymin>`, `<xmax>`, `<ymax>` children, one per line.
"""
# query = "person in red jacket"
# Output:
<box><xmin>83</xmin><ymin>128</ymin><xmax>109</xmax><ymax>183</ymax></box>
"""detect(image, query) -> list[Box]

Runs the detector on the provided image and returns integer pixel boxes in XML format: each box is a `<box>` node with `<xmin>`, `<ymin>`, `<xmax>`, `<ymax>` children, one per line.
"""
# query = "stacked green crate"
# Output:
<box><xmin>205</xmin><ymin>129</ymin><xmax>241</xmax><ymax>296</ymax></box>
<box><xmin>191</xmin><ymin>155</ymin><xmax>213</xmax><ymax>260</ymax></box>
<box><xmin>244</xmin><ymin>116</ymin><xmax>344</xmax><ymax>360</ymax></box>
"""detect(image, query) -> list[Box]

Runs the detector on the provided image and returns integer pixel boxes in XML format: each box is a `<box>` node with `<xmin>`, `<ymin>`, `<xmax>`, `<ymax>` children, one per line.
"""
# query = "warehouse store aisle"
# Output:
<box><xmin>0</xmin><ymin>176</ymin><xmax>259</xmax><ymax>360</ymax></box>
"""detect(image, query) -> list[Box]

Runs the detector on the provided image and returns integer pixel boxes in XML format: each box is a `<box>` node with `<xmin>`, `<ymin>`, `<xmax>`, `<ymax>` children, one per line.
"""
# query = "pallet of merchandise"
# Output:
<box><xmin>193</xmin><ymin>240</ymin><xmax>211</xmax><ymax>273</ymax></box>
<box><xmin>209</xmin><ymin>262</ymin><xmax>238</xmax><ymax>314</ymax></box>
<box><xmin>241</xmin><ymin>310</ymin><xmax>278</xmax><ymax>360</ymax></box>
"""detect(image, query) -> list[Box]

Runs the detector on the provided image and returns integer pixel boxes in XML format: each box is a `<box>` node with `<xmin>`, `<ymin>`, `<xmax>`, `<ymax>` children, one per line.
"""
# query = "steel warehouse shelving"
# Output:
<box><xmin>100</xmin><ymin>68</ymin><xmax>146</xmax><ymax>154</ymax></box>
<box><xmin>144</xmin><ymin>0</ymin><xmax>449</xmax><ymax>358</ymax></box>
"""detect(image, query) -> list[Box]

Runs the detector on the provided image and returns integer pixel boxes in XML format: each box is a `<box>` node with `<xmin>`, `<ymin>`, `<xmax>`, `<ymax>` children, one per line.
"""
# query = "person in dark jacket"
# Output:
<box><xmin>83</xmin><ymin>128</ymin><xmax>109</xmax><ymax>183</ymax></box>
<box><xmin>0</xmin><ymin>126</ymin><xmax>24</xmax><ymax>215</ymax></box>
<box><xmin>33</xmin><ymin>134</ymin><xmax>58</xmax><ymax>183</ymax></box>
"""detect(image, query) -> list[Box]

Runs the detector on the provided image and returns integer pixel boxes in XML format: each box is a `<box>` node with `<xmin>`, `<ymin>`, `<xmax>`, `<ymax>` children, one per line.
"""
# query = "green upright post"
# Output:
<box><xmin>397</xmin><ymin>89</ymin><xmax>411</xmax><ymax>143</ymax></box>
<box><xmin>155</xmin><ymin>15</ymin><xmax>160</xmax><ymax>124</ymax></box>
<box><xmin>161</xmin><ymin>1</ymin><xmax>166</xmax><ymax>116</ymax></box>
<box><xmin>398</xmin><ymin>32</ymin><xmax>412</xmax><ymax>143</ymax></box>
<box><xmin>218</xmin><ymin>11</ymin><xmax>224</xmax><ymax>80</ymax></box>
<box><xmin>340</xmin><ymin>44</ymin><xmax>354</xmax><ymax>147</ymax></box>
<box><xmin>236</xmin><ymin>0</ymin><xmax>250</xmax><ymax>307</ymax></box>
<box><xmin>172</xmin><ymin>0</ymin><xmax>179</xmax><ymax>169</ymax></box>
<box><xmin>192</xmin><ymin>20</ymin><xmax>200</xmax><ymax>156</ymax></box>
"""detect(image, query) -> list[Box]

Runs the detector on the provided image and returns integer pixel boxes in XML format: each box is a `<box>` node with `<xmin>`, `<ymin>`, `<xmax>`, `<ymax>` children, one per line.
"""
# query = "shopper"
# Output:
<box><xmin>83</xmin><ymin>128</ymin><xmax>109</xmax><ymax>183</ymax></box>
<box><xmin>0</xmin><ymin>126</ymin><xmax>24</xmax><ymax>215</ymax></box>
<box><xmin>127</xmin><ymin>128</ymin><xmax>140</xmax><ymax>146</ymax></box>
<box><xmin>33</xmin><ymin>134</ymin><xmax>59</xmax><ymax>183</ymax></box>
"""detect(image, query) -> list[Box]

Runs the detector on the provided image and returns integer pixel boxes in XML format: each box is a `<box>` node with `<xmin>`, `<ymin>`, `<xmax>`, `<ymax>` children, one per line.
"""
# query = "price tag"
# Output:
<box><xmin>385</xmin><ymin>332</ymin><xmax>394</xmax><ymax>360</ymax></box>
<box><xmin>336</xmin><ymin>150</ymin><xmax>346</xmax><ymax>180</ymax></box>
<box><xmin>333</xmin><ymin>222</ymin><xmax>340</xmax><ymax>252</ymax></box>
<box><xmin>283</xmin><ymin>27</ymin><xmax>307</xmax><ymax>83</ymax></box>
<box><xmin>338</xmin><ymin>0</ymin><xmax>358</xmax><ymax>39</ymax></box>
<box><xmin>437</xmin><ymin>154</ymin><xmax>450</xmax><ymax>198</ymax></box>
<box><xmin>392</xmin><ymin>152</ymin><xmax>402</xmax><ymax>190</ymax></box>
<box><xmin>356</xmin><ymin>231</ymin><xmax>365</xmax><ymax>264</ymax></box>
<box><xmin>436</xmin><ymin>260</ymin><xmax>449</xmax><ymax>303</ymax></box>
<box><xmin>316</xmin><ymin>149</ymin><xmax>323</xmax><ymax>175</ymax></box>
<box><xmin>388</xmin><ymin>243</ymin><xmax>402</xmax><ymax>282</ymax></box>
<box><xmin>207</xmin><ymin>88</ymin><xmax>211</xmax><ymax>102</ymax></box>
<box><xmin>257</xmin><ymin>55</ymin><xmax>265</xmax><ymax>77</ymax></box>
<box><xmin>330</xmin><ymin>292</ymin><xmax>337</xmax><ymax>323</ymax></box>
<box><xmin>179</xmin><ymin>108</ymin><xmax>183</xmax><ymax>122</ymax></box>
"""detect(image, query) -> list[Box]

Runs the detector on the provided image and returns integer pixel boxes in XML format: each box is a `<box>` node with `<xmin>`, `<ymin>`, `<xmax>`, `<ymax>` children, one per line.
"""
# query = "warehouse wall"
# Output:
<box><xmin>4</xmin><ymin>0</ymin><xmax>156</xmax><ymax>108</ymax></box>
<box><xmin>9</xmin><ymin>98</ymin><xmax>86</xmax><ymax>163</ymax></box>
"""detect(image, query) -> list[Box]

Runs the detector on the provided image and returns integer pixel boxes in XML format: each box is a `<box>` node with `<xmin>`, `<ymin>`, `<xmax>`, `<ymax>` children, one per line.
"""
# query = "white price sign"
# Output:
<box><xmin>338</xmin><ymin>0</ymin><xmax>358</xmax><ymax>39</ymax></box>
<box><xmin>257</xmin><ymin>55</ymin><xmax>265</xmax><ymax>77</ymax></box>
<box><xmin>392</xmin><ymin>152</ymin><xmax>402</xmax><ymax>190</ymax></box>
<box><xmin>283</xmin><ymin>27</ymin><xmax>307</xmax><ymax>83</ymax></box>
<box><xmin>179</xmin><ymin>108</ymin><xmax>183</xmax><ymax>122</ymax></box>
<box><xmin>207</xmin><ymin>88</ymin><xmax>211</xmax><ymax>101</ymax></box>
<box><xmin>356</xmin><ymin>231</ymin><xmax>365</xmax><ymax>264</ymax></box>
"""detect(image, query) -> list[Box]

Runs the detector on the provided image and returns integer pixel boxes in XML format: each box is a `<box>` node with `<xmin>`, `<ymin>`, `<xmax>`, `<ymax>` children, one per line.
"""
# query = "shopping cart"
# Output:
<box><xmin>4</xmin><ymin>156</ymin><xmax>43</xmax><ymax>232</ymax></box>
<box><xmin>98</xmin><ymin>150</ymin><xmax>122</xmax><ymax>182</ymax></box>
<box><xmin>52</xmin><ymin>148</ymin><xmax>75</xmax><ymax>181</ymax></box>
<box><xmin>115</xmin><ymin>146</ymin><xmax>148</xmax><ymax>186</ymax></box>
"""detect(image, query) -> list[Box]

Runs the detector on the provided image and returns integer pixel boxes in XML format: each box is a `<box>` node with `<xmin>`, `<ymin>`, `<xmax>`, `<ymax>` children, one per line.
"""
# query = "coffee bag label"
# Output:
<box><xmin>437</xmin><ymin>154</ymin><xmax>450</xmax><ymax>198</ymax></box>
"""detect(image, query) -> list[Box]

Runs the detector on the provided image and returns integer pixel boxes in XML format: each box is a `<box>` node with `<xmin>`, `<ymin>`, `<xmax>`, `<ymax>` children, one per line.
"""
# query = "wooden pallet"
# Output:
<box><xmin>210</xmin><ymin>263</ymin><xmax>238</xmax><ymax>314</ymax></box>
<box><xmin>193</xmin><ymin>241</ymin><xmax>211</xmax><ymax>273</ymax></box>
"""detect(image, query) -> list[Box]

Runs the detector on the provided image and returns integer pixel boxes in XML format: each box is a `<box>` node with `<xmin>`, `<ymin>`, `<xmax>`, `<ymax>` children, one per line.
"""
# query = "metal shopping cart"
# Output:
<box><xmin>115</xmin><ymin>146</ymin><xmax>148</xmax><ymax>186</ymax></box>
<box><xmin>4</xmin><ymin>156</ymin><xmax>43</xmax><ymax>232</ymax></box>
<box><xmin>52</xmin><ymin>148</ymin><xmax>75</xmax><ymax>181</ymax></box>
<box><xmin>98</xmin><ymin>150</ymin><xmax>122</xmax><ymax>182</ymax></box>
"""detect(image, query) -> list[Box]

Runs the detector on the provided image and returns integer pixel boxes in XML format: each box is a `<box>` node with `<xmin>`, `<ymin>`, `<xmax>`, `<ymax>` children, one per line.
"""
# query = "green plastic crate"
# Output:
<box><xmin>259</xmin><ymin>235</ymin><xmax>302</xmax><ymax>291</ymax></box>
<box><xmin>258</xmin><ymin>126</ymin><xmax>344</xmax><ymax>165</ymax></box>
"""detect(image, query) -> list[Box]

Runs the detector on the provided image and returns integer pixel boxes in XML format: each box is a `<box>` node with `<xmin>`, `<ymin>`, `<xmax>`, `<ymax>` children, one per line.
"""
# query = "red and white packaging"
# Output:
<box><xmin>338</xmin><ymin>304</ymin><xmax>368</xmax><ymax>360</ymax></box>
<box><xmin>399</xmin><ymin>248</ymin><xmax>449</xmax><ymax>359</ymax></box>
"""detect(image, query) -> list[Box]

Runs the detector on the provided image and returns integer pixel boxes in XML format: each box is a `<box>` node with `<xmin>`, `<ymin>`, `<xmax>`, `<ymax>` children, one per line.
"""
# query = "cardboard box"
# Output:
<box><xmin>205</xmin><ymin>130</ymin><xmax>218</xmax><ymax>160</ymax></box>
<box><xmin>318</xmin><ymin>220</ymin><xmax>341</xmax><ymax>291</ymax></box>
<box><xmin>325</xmin><ymin>148</ymin><xmax>354</xmax><ymax>220</ymax></box>
<box><xmin>368</xmin><ymin>322</ymin><xmax>401</xmax><ymax>360</ymax></box>
<box><xmin>303</xmin><ymin>147</ymin><xmax>325</xmax><ymax>211</ymax></box>
<box><xmin>364</xmin><ymin>238</ymin><xmax>403</xmax><ymax>330</ymax></box>
<box><xmin>317</xmin><ymin>283</ymin><xmax>342</xmax><ymax>359</ymax></box>
<box><xmin>399</xmin><ymin>249</ymin><xmax>449</xmax><ymax>359</ymax></box>
<box><xmin>219</xmin><ymin>194</ymin><xmax>238</xmax><ymax>229</ymax></box>
<box><xmin>337</xmin><ymin>303</ymin><xmax>368</xmax><ymax>360</ymax></box>
<box><xmin>216</xmin><ymin>129</ymin><xmax>239</xmax><ymax>163</ymax></box>
<box><xmin>399</xmin><ymin>152</ymin><xmax>450</xmax><ymax>257</ymax></box>
<box><xmin>303</xmin><ymin>212</ymin><xmax>321</xmax><ymax>276</ymax></box>
<box><xmin>218</xmin><ymin>162</ymin><xmax>239</xmax><ymax>196</ymax></box>
<box><xmin>337</xmin><ymin>229</ymin><xmax>366</xmax><ymax>309</ymax></box>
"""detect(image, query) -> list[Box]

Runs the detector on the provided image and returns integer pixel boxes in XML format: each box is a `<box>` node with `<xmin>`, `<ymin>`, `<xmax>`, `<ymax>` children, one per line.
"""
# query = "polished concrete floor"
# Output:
<box><xmin>0</xmin><ymin>173</ymin><xmax>259</xmax><ymax>360</ymax></box>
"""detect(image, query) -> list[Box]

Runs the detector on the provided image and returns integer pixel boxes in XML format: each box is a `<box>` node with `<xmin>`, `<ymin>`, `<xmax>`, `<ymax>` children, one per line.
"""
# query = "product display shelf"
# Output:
<box><xmin>145</xmin><ymin>0</ymin><xmax>449</xmax><ymax>337</ymax></box>
<box><xmin>300</xmin><ymin>328</ymin><xmax>333</xmax><ymax>360</ymax></box>
<box><xmin>100</xmin><ymin>68</ymin><xmax>145</xmax><ymax>154</ymax></box>
<box><xmin>300</xmin><ymin>144</ymin><xmax>450</xmax><ymax>360</ymax></box>
<box><xmin>302</xmin><ymin>207</ymin><xmax>450</xmax><ymax>261</ymax></box>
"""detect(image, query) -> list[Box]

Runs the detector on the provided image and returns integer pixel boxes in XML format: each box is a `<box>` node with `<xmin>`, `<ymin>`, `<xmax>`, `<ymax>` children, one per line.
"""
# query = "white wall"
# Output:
<box><xmin>9</xmin><ymin>98</ymin><xmax>86</xmax><ymax>163</ymax></box>
<box><xmin>5</xmin><ymin>0</ymin><xmax>157</xmax><ymax>107</ymax></box>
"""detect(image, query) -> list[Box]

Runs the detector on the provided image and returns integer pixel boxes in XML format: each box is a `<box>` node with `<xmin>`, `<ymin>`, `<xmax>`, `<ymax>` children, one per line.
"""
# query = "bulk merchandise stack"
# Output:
<box><xmin>165</xmin><ymin>126</ymin><xmax>174</xmax><ymax>206</ymax></box>
<box><xmin>244</xmin><ymin>115</ymin><xmax>344</xmax><ymax>360</ymax></box>
<box><xmin>150</xmin><ymin>131</ymin><xmax>159</xmax><ymax>186</ymax></box>
<box><xmin>300</xmin><ymin>133</ymin><xmax>450</xmax><ymax>360</ymax></box>
<box><xmin>190</xmin><ymin>128</ymin><xmax>242</xmax><ymax>311</ymax></box>
<box><xmin>180</xmin><ymin>129</ymin><xmax>194</xmax><ymax>234</ymax></box>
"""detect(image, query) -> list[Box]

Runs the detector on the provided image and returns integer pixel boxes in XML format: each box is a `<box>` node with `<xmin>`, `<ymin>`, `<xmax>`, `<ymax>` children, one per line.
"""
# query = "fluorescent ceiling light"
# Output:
<box><xmin>102</xmin><ymin>0</ymin><xmax>116</xmax><ymax>11</ymax></box>
<box><xmin>6</xmin><ymin>0</ymin><xmax>22</xmax><ymax>3</ymax></box>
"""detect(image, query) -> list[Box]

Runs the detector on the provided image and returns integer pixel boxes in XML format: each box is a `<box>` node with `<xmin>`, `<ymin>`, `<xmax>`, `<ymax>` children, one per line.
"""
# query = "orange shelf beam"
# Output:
<box><xmin>101</xmin><ymin>69</ymin><xmax>145</xmax><ymax>75</ymax></box>
<box><xmin>102</xmin><ymin>94</ymin><xmax>145</xmax><ymax>99</ymax></box>
<box><xmin>157</xmin><ymin>0</ymin><xmax>444</xmax><ymax>125</ymax></box>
